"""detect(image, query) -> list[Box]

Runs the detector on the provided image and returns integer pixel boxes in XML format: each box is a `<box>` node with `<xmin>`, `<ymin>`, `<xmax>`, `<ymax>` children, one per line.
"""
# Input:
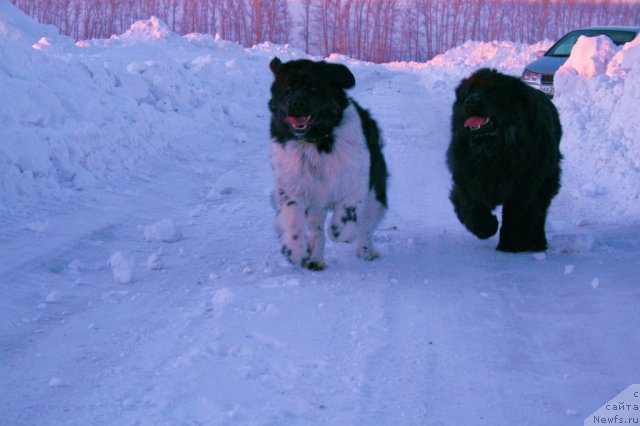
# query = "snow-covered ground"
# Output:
<box><xmin>2</xmin><ymin>2</ymin><xmax>639</xmax><ymax>425</ymax></box>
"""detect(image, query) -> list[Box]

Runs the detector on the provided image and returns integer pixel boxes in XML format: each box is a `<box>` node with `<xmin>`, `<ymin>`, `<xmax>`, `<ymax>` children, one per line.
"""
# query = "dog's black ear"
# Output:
<box><xmin>325</xmin><ymin>63</ymin><xmax>356</xmax><ymax>89</ymax></box>
<box><xmin>455</xmin><ymin>79</ymin><xmax>468</xmax><ymax>100</ymax></box>
<box><xmin>270</xmin><ymin>57</ymin><xmax>282</xmax><ymax>75</ymax></box>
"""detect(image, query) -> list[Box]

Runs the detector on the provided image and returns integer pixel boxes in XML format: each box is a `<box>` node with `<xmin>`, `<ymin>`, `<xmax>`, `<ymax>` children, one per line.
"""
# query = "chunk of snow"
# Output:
<box><xmin>48</xmin><ymin>377</ymin><xmax>65</xmax><ymax>387</ymax></box>
<box><xmin>146</xmin><ymin>253</ymin><xmax>163</xmax><ymax>270</ymax></box>
<box><xmin>207</xmin><ymin>170</ymin><xmax>242</xmax><ymax>199</ymax></box>
<box><xmin>212</xmin><ymin>287</ymin><xmax>234</xmax><ymax>312</ymax></box>
<box><xmin>45</xmin><ymin>291</ymin><xmax>60</xmax><ymax>303</ymax></box>
<box><xmin>67</xmin><ymin>259</ymin><xmax>84</xmax><ymax>275</ymax></box>
<box><xmin>532</xmin><ymin>252</ymin><xmax>546</xmax><ymax>261</ymax></box>
<box><xmin>108</xmin><ymin>251</ymin><xmax>135</xmax><ymax>284</ymax></box>
<box><xmin>143</xmin><ymin>219</ymin><xmax>182</xmax><ymax>243</ymax></box>
<box><xmin>550</xmin><ymin>234</ymin><xmax>594</xmax><ymax>254</ymax></box>
<box><xmin>25</xmin><ymin>221</ymin><xmax>49</xmax><ymax>233</ymax></box>
<box><xmin>579</xmin><ymin>182</ymin><xmax>604</xmax><ymax>198</ymax></box>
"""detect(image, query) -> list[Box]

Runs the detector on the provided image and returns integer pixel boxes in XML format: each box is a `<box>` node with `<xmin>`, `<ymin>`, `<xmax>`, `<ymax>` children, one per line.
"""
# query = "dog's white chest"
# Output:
<box><xmin>271</xmin><ymin>105</ymin><xmax>369</xmax><ymax>206</ymax></box>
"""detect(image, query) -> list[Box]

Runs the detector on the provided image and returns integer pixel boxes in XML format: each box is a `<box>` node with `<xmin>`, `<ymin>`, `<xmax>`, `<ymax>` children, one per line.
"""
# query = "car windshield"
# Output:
<box><xmin>546</xmin><ymin>30</ymin><xmax>638</xmax><ymax>57</ymax></box>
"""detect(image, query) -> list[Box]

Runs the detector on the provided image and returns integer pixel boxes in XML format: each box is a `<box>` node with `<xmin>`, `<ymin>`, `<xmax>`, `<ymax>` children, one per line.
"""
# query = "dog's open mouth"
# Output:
<box><xmin>464</xmin><ymin>116</ymin><xmax>491</xmax><ymax>131</ymax></box>
<box><xmin>286</xmin><ymin>115</ymin><xmax>312</xmax><ymax>131</ymax></box>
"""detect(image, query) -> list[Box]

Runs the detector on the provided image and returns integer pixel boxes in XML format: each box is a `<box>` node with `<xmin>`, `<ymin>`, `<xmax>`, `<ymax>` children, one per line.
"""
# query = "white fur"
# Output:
<box><xmin>271</xmin><ymin>103</ymin><xmax>386</xmax><ymax>269</ymax></box>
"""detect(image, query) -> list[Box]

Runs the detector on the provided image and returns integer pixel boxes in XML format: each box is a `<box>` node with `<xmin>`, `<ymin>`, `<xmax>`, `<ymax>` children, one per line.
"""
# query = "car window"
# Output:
<box><xmin>547</xmin><ymin>33</ymin><xmax>581</xmax><ymax>56</ymax></box>
<box><xmin>606</xmin><ymin>31</ymin><xmax>638</xmax><ymax>45</ymax></box>
<box><xmin>546</xmin><ymin>30</ymin><xmax>639</xmax><ymax>57</ymax></box>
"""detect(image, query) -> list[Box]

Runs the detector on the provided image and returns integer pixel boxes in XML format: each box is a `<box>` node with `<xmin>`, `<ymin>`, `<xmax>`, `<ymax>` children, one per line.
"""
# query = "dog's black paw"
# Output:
<box><xmin>496</xmin><ymin>240</ymin><xmax>547</xmax><ymax>253</ymax></box>
<box><xmin>497</xmin><ymin>233</ymin><xmax>547</xmax><ymax>253</ymax></box>
<box><xmin>468</xmin><ymin>213</ymin><xmax>498</xmax><ymax>240</ymax></box>
<box><xmin>305</xmin><ymin>261</ymin><xmax>325</xmax><ymax>271</ymax></box>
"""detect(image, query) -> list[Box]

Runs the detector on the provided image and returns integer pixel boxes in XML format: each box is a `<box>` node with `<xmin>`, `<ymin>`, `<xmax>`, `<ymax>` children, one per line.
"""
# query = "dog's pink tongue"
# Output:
<box><xmin>464</xmin><ymin>116</ymin><xmax>486</xmax><ymax>128</ymax></box>
<box><xmin>286</xmin><ymin>116</ymin><xmax>310</xmax><ymax>127</ymax></box>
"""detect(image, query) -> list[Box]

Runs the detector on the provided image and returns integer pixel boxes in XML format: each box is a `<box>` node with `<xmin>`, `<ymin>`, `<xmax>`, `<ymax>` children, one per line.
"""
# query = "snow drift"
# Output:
<box><xmin>2</xmin><ymin>3</ymin><xmax>640</xmax><ymax>224</ymax></box>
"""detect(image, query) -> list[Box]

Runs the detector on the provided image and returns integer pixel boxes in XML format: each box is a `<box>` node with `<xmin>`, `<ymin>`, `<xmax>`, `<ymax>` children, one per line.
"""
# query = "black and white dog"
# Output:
<box><xmin>268</xmin><ymin>57</ymin><xmax>388</xmax><ymax>270</ymax></box>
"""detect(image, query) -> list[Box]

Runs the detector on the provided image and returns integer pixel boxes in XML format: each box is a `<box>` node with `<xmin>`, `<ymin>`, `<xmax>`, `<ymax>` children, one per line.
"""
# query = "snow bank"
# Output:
<box><xmin>0</xmin><ymin>4</ymin><xmax>272</xmax><ymax>211</ymax></box>
<box><xmin>407</xmin><ymin>40</ymin><xmax>554</xmax><ymax>92</ymax></box>
<box><xmin>1</xmin><ymin>0</ymin><xmax>639</xmax><ymax>224</ymax></box>
<box><xmin>555</xmin><ymin>34</ymin><xmax>640</xmax><ymax>221</ymax></box>
<box><xmin>561</xmin><ymin>35</ymin><xmax>618</xmax><ymax>77</ymax></box>
<box><xmin>430</xmin><ymin>39</ymin><xmax>553</xmax><ymax>76</ymax></box>
<box><xmin>0</xmin><ymin>1</ymin><xmax>68</xmax><ymax>46</ymax></box>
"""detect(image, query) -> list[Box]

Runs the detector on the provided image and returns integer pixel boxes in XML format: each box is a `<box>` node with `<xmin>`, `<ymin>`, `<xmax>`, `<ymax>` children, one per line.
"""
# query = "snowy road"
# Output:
<box><xmin>2</xmin><ymin>6</ymin><xmax>640</xmax><ymax>425</ymax></box>
<box><xmin>3</xmin><ymin>65</ymin><xmax>639</xmax><ymax>426</ymax></box>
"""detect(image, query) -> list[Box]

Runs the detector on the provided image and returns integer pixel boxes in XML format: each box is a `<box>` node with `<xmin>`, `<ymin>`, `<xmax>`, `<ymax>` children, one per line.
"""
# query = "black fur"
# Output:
<box><xmin>446</xmin><ymin>68</ymin><xmax>562</xmax><ymax>252</ymax></box>
<box><xmin>353</xmin><ymin>100</ymin><xmax>388</xmax><ymax>207</ymax></box>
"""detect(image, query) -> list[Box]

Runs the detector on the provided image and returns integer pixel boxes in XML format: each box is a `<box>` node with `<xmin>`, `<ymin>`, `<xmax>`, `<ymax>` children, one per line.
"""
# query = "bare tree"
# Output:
<box><xmin>300</xmin><ymin>0</ymin><xmax>312</xmax><ymax>52</ymax></box>
<box><xmin>9</xmin><ymin>0</ymin><xmax>640</xmax><ymax>62</ymax></box>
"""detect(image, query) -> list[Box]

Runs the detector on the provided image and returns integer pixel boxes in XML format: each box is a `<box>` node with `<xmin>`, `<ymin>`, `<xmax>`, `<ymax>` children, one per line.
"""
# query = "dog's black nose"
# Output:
<box><xmin>464</xmin><ymin>94</ymin><xmax>481</xmax><ymax>108</ymax></box>
<box><xmin>288</xmin><ymin>95</ymin><xmax>307</xmax><ymax>114</ymax></box>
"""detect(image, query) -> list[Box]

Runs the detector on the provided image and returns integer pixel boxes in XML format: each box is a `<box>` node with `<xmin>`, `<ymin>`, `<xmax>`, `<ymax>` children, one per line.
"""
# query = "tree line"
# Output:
<box><xmin>11</xmin><ymin>0</ymin><xmax>640</xmax><ymax>62</ymax></box>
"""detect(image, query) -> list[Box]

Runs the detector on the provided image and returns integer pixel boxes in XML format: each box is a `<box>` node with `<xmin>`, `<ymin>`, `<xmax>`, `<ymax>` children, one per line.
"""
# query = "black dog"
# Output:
<box><xmin>446</xmin><ymin>68</ymin><xmax>562</xmax><ymax>252</ymax></box>
<box><xmin>268</xmin><ymin>57</ymin><xmax>388</xmax><ymax>270</ymax></box>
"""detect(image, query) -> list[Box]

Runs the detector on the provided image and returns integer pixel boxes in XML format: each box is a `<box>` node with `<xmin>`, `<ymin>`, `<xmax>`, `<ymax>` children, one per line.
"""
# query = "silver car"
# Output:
<box><xmin>521</xmin><ymin>26</ymin><xmax>640</xmax><ymax>97</ymax></box>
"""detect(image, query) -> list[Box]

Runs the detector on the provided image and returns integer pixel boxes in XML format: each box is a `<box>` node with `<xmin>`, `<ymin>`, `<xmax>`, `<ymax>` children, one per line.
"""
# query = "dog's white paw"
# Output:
<box><xmin>356</xmin><ymin>236</ymin><xmax>379</xmax><ymax>261</ymax></box>
<box><xmin>357</xmin><ymin>245</ymin><xmax>379</xmax><ymax>261</ymax></box>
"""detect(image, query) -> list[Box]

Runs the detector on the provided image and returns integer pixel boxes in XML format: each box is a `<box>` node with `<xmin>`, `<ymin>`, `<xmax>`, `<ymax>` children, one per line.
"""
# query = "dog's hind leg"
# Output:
<box><xmin>355</xmin><ymin>194</ymin><xmax>386</xmax><ymax>260</ymax></box>
<box><xmin>356</xmin><ymin>232</ymin><xmax>379</xmax><ymax>261</ymax></box>
<box><xmin>329</xmin><ymin>202</ymin><xmax>360</xmax><ymax>243</ymax></box>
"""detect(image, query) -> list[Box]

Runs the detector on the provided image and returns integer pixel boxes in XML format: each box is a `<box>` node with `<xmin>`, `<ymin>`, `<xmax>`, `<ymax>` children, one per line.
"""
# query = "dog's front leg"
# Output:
<box><xmin>305</xmin><ymin>208</ymin><xmax>327</xmax><ymax>270</ymax></box>
<box><xmin>274</xmin><ymin>189</ymin><xmax>310</xmax><ymax>267</ymax></box>
<box><xmin>450</xmin><ymin>185</ymin><xmax>498</xmax><ymax>239</ymax></box>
